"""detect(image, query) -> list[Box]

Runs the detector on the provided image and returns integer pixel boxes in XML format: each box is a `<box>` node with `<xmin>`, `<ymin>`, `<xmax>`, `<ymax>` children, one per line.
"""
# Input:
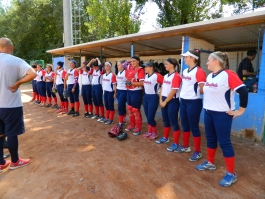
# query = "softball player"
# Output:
<box><xmin>64</xmin><ymin>60</ymin><xmax>80</xmax><ymax>117</ymax></box>
<box><xmin>44</xmin><ymin>64</ymin><xmax>58</xmax><ymax>108</ymax></box>
<box><xmin>30</xmin><ymin>64</ymin><xmax>38</xmax><ymax>102</ymax></box>
<box><xmin>90</xmin><ymin>58</ymin><xmax>105</xmax><ymax>122</ymax></box>
<box><xmin>54</xmin><ymin>61</ymin><xmax>68</xmax><ymax>114</ymax></box>
<box><xmin>116</xmin><ymin>60</ymin><xmax>127</xmax><ymax>127</ymax></box>
<box><xmin>175</xmin><ymin>50</ymin><xmax>206</xmax><ymax>162</ymax></box>
<box><xmin>102</xmin><ymin>62</ymin><xmax>117</xmax><ymax>125</ymax></box>
<box><xmin>76</xmin><ymin>61</ymin><xmax>93</xmax><ymax>118</ymax></box>
<box><xmin>156</xmin><ymin>58</ymin><xmax>182</xmax><ymax>152</ymax></box>
<box><xmin>196</xmin><ymin>51</ymin><xmax>248</xmax><ymax>187</ymax></box>
<box><xmin>142</xmin><ymin>62</ymin><xmax>164</xmax><ymax>140</ymax></box>
<box><xmin>124</xmin><ymin>56</ymin><xmax>145</xmax><ymax>136</ymax></box>
<box><xmin>36</xmin><ymin>64</ymin><xmax>46</xmax><ymax>107</ymax></box>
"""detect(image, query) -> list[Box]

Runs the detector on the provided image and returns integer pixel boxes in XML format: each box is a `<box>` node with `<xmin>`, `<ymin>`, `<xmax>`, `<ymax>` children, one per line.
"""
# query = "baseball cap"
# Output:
<box><xmin>143</xmin><ymin>62</ymin><xmax>154</xmax><ymax>67</ymax></box>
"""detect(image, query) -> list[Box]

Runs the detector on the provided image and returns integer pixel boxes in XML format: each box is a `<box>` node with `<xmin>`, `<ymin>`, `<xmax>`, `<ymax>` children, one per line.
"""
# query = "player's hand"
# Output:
<box><xmin>72</xmin><ymin>88</ymin><xmax>75</xmax><ymax>93</ymax></box>
<box><xmin>226</xmin><ymin>110</ymin><xmax>244</xmax><ymax>119</ymax></box>
<box><xmin>8</xmin><ymin>83</ymin><xmax>20</xmax><ymax>93</ymax></box>
<box><xmin>113</xmin><ymin>93</ymin><xmax>116</xmax><ymax>99</ymax></box>
<box><xmin>160</xmin><ymin>101</ymin><xmax>167</xmax><ymax>108</ymax></box>
<box><xmin>125</xmin><ymin>80</ymin><xmax>132</xmax><ymax>86</ymax></box>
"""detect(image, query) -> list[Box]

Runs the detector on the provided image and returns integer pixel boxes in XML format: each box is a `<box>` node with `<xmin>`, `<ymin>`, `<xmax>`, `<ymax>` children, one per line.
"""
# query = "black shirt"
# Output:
<box><xmin>237</xmin><ymin>57</ymin><xmax>254</xmax><ymax>80</ymax></box>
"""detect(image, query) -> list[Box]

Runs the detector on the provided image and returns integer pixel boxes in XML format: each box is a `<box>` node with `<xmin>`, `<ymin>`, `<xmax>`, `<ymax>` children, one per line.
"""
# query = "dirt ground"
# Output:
<box><xmin>0</xmin><ymin>84</ymin><xmax>265</xmax><ymax>199</ymax></box>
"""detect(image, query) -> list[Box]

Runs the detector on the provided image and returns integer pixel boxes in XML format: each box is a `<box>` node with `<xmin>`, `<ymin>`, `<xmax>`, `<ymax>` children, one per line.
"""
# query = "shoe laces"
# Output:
<box><xmin>224</xmin><ymin>172</ymin><xmax>234</xmax><ymax>181</ymax></box>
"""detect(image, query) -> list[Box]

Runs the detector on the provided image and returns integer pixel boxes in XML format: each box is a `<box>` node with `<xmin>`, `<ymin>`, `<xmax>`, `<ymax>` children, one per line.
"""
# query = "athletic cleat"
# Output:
<box><xmin>196</xmin><ymin>160</ymin><xmax>216</xmax><ymax>171</ymax></box>
<box><xmin>52</xmin><ymin>104</ymin><xmax>59</xmax><ymax>109</ymax></box>
<box><xmin>83</xmin><ymin>113</ymin><xmax>89</xmax><ymax>118</ymax></box>
<box><xmin>97</xmin><ymin>117</ymin><xmax>106</xmax><ymax>122</ymax></box>
<box><xmin>189</xmin><ymin>151</ymin><xmax>202</xmax><ymax>162</ymax></box>
<box><xmin>105</xmin><ymin>120</ymin><xmax>113</xmax><ymax>125</ymax></box>
<box><xmin>133</xmin><ymin>129</ymin><xmax>141</xmax><ymax>136</ymax></box>
<box><xmin>219</xmin><ymin>172</ymin><xmax>237</xmax><ymax>187</ymax></box>
<box><xmin>0</xmin><ymin>160</ymin><xmax>11</xmax><ymax>173</ymax></box>
<box><xmin>10</xmin><ymin>158</ymin><xmax>30</xmax><ymax>170</ymax></box>
<box><xmin>174</xmin><ymin>146</ymin><xmax>191</xmax><ymax>153</ymax></box>
<box><xmin>56</xmin><ymin>108</ymin><xmax>63</xmax><ymax>113</ymax></box>
<box><xmin>45</xmin><ymin>103</ymin><xmax>52</xmax><ymax>108</ymax></box>
<box><xmin>91</xmin><ymin>114</ymin><xmax>99</xmax><ymax>119</ymax></box>
<box><xmin>61</xmin><ymin>109</ymin><xmax>68</xmax><ymax>114</ymax></box>
<box><xmin>67</xmin><ymin>110</ymin><xmax>75</xmax><ymax>115</ymax></box>
<box><xmin>125</xmin><ymin>125</ymin><xmax>134</xmax><ymax>132</ymax></box>
<box><xmin>87</xmin><ymin>113</ymin><xmax>93</xmax><ymax>118</ymax></box>
<box><xmin>155</xmin><ymin>137</ymin><xmax>169</xmax><ymax>144</ymax></box>
<box><xmin>142</xmin><ymin>132</ymin><xmax>151</xmax><ymax>138</ymax></box>
<box><xmin>39</xmin><ymin>102</ymin><xmax>45</xmax><ymax>107</ymax></box>
<box><xmin>34</xmin><ymin>101</ymin><xmax>41</xmax><ymax>105</ymax></box>
<box><xmin>72</xmin><ymin>112</ymin><xmax>80</xmax><ymax>117</ymax></box>
<box><xmin>148</xmin><ymin>133</ymin><xmax>158</xmax><ymax>140</ymax></box>
<box><xmin>167</xmin><ymin>143</ymin><xmax>179</xmax><ymax>152</ymax></box>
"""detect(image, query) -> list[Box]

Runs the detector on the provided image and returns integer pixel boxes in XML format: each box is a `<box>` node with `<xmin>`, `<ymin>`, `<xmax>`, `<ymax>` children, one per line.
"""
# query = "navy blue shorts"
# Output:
<box><xmin>0</xmin><ymin>107</ymin><xmax>25</xmax><ymax>136</ymax></box>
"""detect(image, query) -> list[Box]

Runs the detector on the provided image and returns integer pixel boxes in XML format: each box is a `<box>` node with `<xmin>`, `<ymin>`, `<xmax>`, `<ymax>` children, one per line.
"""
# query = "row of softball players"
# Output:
<box><xmin>31</xmin><ymin>63</ymin><xmax>59</xmax><ymax>108</ymax></box>
<box><xmin>115</xmin><ymin>51</ymin><xmax>247</xmax><ymax>187</ymax></box>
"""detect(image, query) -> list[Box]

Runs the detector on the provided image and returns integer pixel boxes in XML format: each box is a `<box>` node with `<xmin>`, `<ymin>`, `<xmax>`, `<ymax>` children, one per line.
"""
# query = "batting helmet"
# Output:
<box><xmin>117</xmin><ymin>132</ymin><xmax>127</xmax><ymax>141</ymax></box>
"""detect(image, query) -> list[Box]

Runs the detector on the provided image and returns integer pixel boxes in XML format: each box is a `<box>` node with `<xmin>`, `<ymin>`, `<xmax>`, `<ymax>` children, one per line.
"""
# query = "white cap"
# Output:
<box><xmin>181</xmin><ymin>51</ymin><xmax>199</xmax><ymax>60</ymax></box>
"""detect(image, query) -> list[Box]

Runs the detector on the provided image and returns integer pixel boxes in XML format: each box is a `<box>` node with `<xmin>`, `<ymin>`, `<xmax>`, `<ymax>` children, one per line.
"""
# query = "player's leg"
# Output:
<box><xmin>131</xmin><ymin>90</ymin><xmax>143</xmax><ymax>136</ymax></box>
<box><xmin>147</xmin><ymin>94</ymin><xmax>159</xmax><ymax>140</ymax></box>
<box><xmin>82</xmin><ymin>85</ymin><xmax>89</xmax><ymax>117</ymax></box>
<box><xmin>45</xmin><ymin>82</ymin><xmax>52</xmax><ymax>107</ymax></box>
<box><xmin>87</xmin><ymin>85</ymin><xmax>93</xmax><ymax>117</ymax></box>
<box><xmin>67</xmin><ymin>84</ymin><xmax>75</xmax><ymax>115</ymax></box>
<box><xmin>142</xmin><ymin>94</ymin><xmax>151</xmax><ymax>138</ymax></box>
<box><xmin>125</xmin><ymin>90</ymin><xmax>135</xmax><ymax>131</ymax></box>
<box><xmin>105</xmin><ymin>91</ymin><xmax>115</xmax><ymax>125</ymax></box>
<box><xmin>91</xmin><ymin>85</ymin><xmax>99</xmax><ymax>119</ymax></box>
<box><xmin>72</xmin><ymin>83</ymin><xmax>80</xmax><ymax>117</ymax></box>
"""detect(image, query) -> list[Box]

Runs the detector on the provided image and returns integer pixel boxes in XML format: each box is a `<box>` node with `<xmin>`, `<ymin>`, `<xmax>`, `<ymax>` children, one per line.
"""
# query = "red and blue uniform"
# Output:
<box><xmin>80</xmin><ymin>69</ymin><xmax>93</xmax><ymax>114</ymax></box>
<box><xmin>91</xmin><ymin>66</ymin><xmax>105</xmax><ymax>117</ymax></box>
<box><xmin>180</xmin><ymin>66</ymin><xmax>206</xmax><ymax>153</ymax></box>
<box><xmin>55</xmin><ymin>68</ymin><xmax>68</xmax><ymax>109</ymax></box>
<box><xmin>143</xmin><ymin>72</ymin><xmax>163</xmax><ymax>135</ymax></box>
<box><xmin>116</xmin><ymin>69</ymin><xmax>127</xmax><ymax>124</ymax></box>
<box><xmin>125</xmin><ymin>66</ymin><xmax>145</xmax><ymax>132</ymax></box>
<box><xmin>36</xmin><ymin>69</ymin><xmax>46</xmax><ymax>104</ymax></box>
<box><xmin>161</xmin><ymin>71</ymin><xmax>182</xmax><ymax>144</ymax></box>
<box><xmin>102</xmin><ymin>72</ymin><xmax>117</xmax><ymax>121</ymax></box>
<box><xmin>203</xmin><ymin>69</ymin><xmax>247</xmax><ymax>174</ymax></box>
<box><xmin>44</xmin><ymin>71</ymin><xmax>57</xmax><ymax>105</ymax></box>
<box><xmin>66</xmin><ymin>68</ymin><xmax>80</xmax><ymax>112</ymax></box>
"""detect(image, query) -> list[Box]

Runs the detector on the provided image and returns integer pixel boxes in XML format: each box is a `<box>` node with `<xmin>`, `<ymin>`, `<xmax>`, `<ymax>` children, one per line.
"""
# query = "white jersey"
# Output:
<box><xmin>180</xmin><ymin>66</ymin><xmax>206</xmax><ymax>99</ymax></box>
<box><xmin>56</xmin><ymin>69</ymin><xmax>66</xmax><ymax>85</ymax></box>
<box><xmin>0</xmin><ymin>53</ymin><xmax>31</xmax><ymax>108</ymax></box>
<box><xmin>203</xmin><ymin>70</ymin><xmax>244</xmax><ymax>112</ymax></box>
<box><xmin>44</xmin><ymin>71</ymin><xmax>55</xmax><ymax>82</ymax></box>
<box><xmin>66</xmin><ymin>68</ymin><xmax>79</xmax><ymax>85</ymax></box>
<box><xmin>161</xmin><ymin>71</ymin><xmax>182</xmax><ymax>98</ymax></box>
<box><xmin>144</xmin><ymin>73</ymin><xmax>164</xmax><ymax>95</ymax></box>
<box><xmin>102</xmin><ymin>72</ymin><xmax>117</xmax><ymax>92</ymax></box>
<box><xmin>116</xmin><ymin>70</ymin><xmax>127</xmax><ymax>90</ymax></box>
<box><xmin>91</xmin><ymin>69</ymin><xmax>103</xmax><ymax>85</ymax></box>
<box><xmin>36</xmin><ymin>70</ymin><xmax>45</xmax><ymax>82</ymax></box>
<box><xmin>80</xmin><ymin>69</ymin><xmax>92</xmax><ymax>85</ymax></box>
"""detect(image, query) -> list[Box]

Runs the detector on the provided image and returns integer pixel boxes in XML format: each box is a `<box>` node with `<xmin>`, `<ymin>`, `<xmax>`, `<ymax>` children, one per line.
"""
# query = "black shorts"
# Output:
<box><xmin>0</xmin><ymin>107</ymin><xmax>25</xmax><ymax>136</ymax></box>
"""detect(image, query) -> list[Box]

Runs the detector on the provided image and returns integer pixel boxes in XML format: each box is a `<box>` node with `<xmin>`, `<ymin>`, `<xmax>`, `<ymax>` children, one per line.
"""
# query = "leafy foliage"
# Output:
<box><xmin>85</xmin><ymin>0</ymin><xmax>141</xmax><ymax>40</ymax></box>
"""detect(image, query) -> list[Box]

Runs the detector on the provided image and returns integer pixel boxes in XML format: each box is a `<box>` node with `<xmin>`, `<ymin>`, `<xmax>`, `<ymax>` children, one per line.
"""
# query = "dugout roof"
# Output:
<box><xmin>47</xmin><ymin>11</ymin><xmax>265</xmax><ymax>58</ymax></box>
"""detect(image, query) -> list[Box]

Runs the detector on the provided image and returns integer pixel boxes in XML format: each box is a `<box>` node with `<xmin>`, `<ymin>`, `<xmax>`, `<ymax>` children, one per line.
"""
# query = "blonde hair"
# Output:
<box><xmin>210</xmin><ymin>51</ymin><xmax>229</xmax><ymax>69</ymax></box>
<box><xmin>46</xmin><ymin>64</ymin><xmax>53</xmax><ymax>71</ymax></box>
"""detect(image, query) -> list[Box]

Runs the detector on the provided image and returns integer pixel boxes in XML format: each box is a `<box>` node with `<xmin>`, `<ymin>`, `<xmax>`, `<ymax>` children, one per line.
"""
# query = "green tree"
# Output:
<box><xmin>222</xmin><ymin>0</ymin><xmax>265</xmax><ymax>14</ymax></box>
<box><xmin>0</xmin><ymin>0</ymin><xmax>64</xmax><ymax>62</ymax></box>
<box><xmin>85</xmin><ymin>0</ymin><xmax>141</xmax><ymax>40</ymax></box>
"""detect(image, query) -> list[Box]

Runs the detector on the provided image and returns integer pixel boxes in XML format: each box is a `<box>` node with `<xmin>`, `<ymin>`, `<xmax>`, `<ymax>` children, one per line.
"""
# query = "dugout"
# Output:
<box><xmin>47</xmin><ymin>11</ymin><xmax>265</xmax><ymax>142</ymax></box>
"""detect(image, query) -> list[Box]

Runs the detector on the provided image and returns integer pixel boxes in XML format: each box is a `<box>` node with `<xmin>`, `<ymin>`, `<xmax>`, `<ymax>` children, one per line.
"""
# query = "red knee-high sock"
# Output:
<box><xmin>48</xmin><ymin>97</ymin><xmax>52</xmax><ymax>104</ymax></box>
<box><xmin>193</xmin><ymin>136</ymin><xmax>201</xmax><ymax>152</ymax></box>
<box><xmin>53</xmin><ymin>97</ymin><xmax>57</xmax><ymax>104</ymax></box>
<box><xmin>89</xmin><ymin>104</ymin><xmax>93</xmax><ymax>113</ymax></box>
<box><xmin>61</xmin><ymin>102</ymin><xmax>65</xmax><ymax>109</ymax></box>
<box><xmin>32</xmin><ymin>92</ymin><xmax>36</xmax><ymax>100</ymax></box>
<box><xmin>37</xmin><ymin>94</ymin><xmax>40</xmax><ymax>101</ymax></box>
<box><xmin>75</xmin><ymin>102</ymin><xmax>80</xmax><ymax>112</ymax></box>
<box><xmin>163</xmin><ymin>127</ymin><xmax>171</xmax><ymax>139</ymax></box>
<box><xmin>43</xmin><ymin>97</ymin><xmax>47</xmax><ymax>103</ymax></box>
<box><xmin>84</xmin><ymin>105</ymin><xmax>88</xmax><ymax>113</ymax></box>
<box><xmin>100</xmin><ymin>106</ymin><xmax>104</xmax><ymax>117</ymax></box>
<box><xmin>147</xmin><ymin>124</ymin><xmax>152</xmax><ymax>133</ymax></box>
<box><xmin>152</xmin><ymin>126</ymin><xmax>157</xmax><ymax>135</ymax></box>
<box><xmin>183</xmin><ymin>131</ymin><xmax>190</xmax><ymax>148</ymax></box>
<box><xmin>95</xmin><ymin>106</ymin><xmax>99</xmax><ymax>115</ymax></box>
<box><xmin>41</xmin><ymin>96</ymin><xmax>44</xmax><ymax>103</ymax></box>
<box><xmin>71</xmin><ymin>103</ymin><xmax>74</xmax><ymax>109</ymax></box>
<box><xmin>109</xmin><ymin>110</ymin><xmax>115</xmax><ymax>121</ymax></box>
<box><xmin>173</xmin><ymin>130</ymin><xmax>180</xmax><ymax>144</ymax></box>
<box><xmin>105</xmin><ymin>110</ymin><xmax>110</xmax><ymax>119</ymax></box>
<box><xmin>65</xmin><ymin>101</ymin><xmax>69</xmax><ymax>110</ymax></box>
<box><xmin>207</xmin><ymin>148</ymin><xmax>217</xmax><ymax>164</ymax></box>
<box><xmin>224</xmin><ymin>157</ymin><xmax>235</xmax><ymax>174</ymax></box>
<box><xmin>119</xmin><ymin>115</ymin><xmax>123</xmax><ymax>123</ymax></box>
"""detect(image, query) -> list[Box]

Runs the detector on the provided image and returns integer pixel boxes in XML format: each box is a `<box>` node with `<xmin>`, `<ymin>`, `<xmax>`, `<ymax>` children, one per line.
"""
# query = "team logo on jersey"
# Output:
<box><xmin>205</xmin><ymin>82</ymin><xmax>218</xmax><ymax>88</ymax></box>
<box><xmin>103</xmin><ymin>78</ymin><xmax>110</xmax><ymax>82</ymax></box>
<box><xmin>144</xmin><ymin>81</ymin><xmax>152</xmax><ymax>84</ymax></box>
<box><xmin>163</xmin><ymin>80</ymin><xmax>171</xmax><ymax>84</ymax></box>
<box><xmin>182</xmin><ymin>75</ymin><xmax>191</xmax><ymax>80</ymax></box>
<box><xmin>117</xmin><ymin>76</ymin><xmax>124</xmax><ymax>80</ymax></box>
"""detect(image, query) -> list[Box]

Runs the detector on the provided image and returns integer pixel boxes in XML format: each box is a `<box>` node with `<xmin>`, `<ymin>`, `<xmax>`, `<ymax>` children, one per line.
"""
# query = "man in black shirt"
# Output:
<box><xmin>237</xmin><ymin>50</ymin><xmax>257</xmax><ymax>80</ymax></box>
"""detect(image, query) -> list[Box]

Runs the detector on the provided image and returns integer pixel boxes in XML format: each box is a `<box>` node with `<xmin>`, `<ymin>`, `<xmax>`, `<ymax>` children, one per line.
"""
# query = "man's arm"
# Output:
<box><xmin>8</xmin><ymin>68</ymin><xmax>36</xmax><ymax>93</ymax></box>
<box><xmin>242</xmin><ymin>70</ymin><xmax>256</xmax><ymax>76</ymax></box>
